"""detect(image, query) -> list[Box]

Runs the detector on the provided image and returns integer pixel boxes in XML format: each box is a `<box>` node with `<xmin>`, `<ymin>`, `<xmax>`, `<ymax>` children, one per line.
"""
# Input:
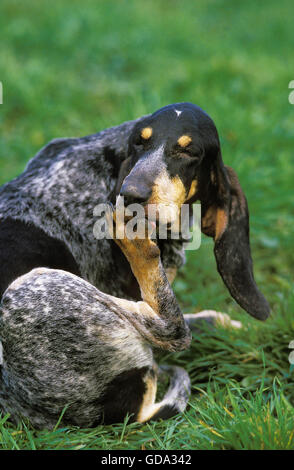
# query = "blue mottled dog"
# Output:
<box><xmin>0</xmin><ymin>103</ymin><xmax>270</xmax><ymax>428</ymax></box>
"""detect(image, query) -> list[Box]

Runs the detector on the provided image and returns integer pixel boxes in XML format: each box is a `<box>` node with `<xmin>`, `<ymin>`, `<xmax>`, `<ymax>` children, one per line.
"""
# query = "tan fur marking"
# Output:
<box><xmin>137</xmin><ymin>371</ymin><xmax>158</xmax><ymax>423</ymax></box>
<box><xmin>103</xmin><ymin>296</ymin><xmax>158</xmax><ymax>318</ymax></box>
<box><xmin>132</xmin><ymin>258</ymin><xmax>161</xmax><ymax>312</ymax></box>
<box><xmin>186</xmin><ymin>180</ymin><xmax>197</xmax><ymax>201</ymax></box>
<box><xmin>107</xmin><ymin>207</ymin><xmax>165</xmax><ymax>313</ymax></box>
<box><xmin>150</xmin><ymin>171</ymin><xmax>186</xmax><ymax>206</ymax></box>
<box><xmin>137</xmin><ymin>402</ymin><xmax>162</xmax><ymax>423</ymax></box>
<box><xmin>119</xmin><ymin>256</ymin><xmax>161</xmax><ymax>312</ymax></box>
<box><xmin>215</xmin><ymin>208</ymin><xmax>228</xmax><ymax>240</ymax></box>
<box><xmin>166</xmin><ymin>267</ymin><xmax>177</xmax><ymax>284</ymax></box>
<box><xmin>201</xmin><ymin>206</ymin><xmax>216</xmax><ymax>237</ymax></box>
<box><xmin>110</xmin><ymin>216</ymin><xmax>162</xmax><ymax>312</ymax></box>
<box><xmin>141</xmin><ymin>127</ymin><xmax>153</xmax><ymax>140</ymax></box>
<box><xmin>177</xmin><ymin>135</ymin><xmax>192</xmax><ymax>148</ymax></box>
<box><xmin>148</xmin><ymin>170</ymin><xmax>186</xmax><ymax>225</ymax></box>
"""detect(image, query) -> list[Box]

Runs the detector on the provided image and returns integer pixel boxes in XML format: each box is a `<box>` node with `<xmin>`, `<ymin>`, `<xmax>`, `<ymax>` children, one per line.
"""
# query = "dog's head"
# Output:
<box><xmin>116</xmin><ymin>102</ymin><xmax>270</xmax><ymax>321</ymax></box>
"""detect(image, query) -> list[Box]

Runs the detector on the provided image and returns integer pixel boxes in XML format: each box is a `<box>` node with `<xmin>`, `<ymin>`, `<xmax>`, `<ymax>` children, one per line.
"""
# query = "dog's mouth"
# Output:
<box><xmin>144</xmin><ymin>203</ymin><xmax>187</xmax><ymax>240</ymax></box>
<box><xmin>115</xmin><ymin>195</ymin><xmax>184</xmax><ymax>238</ymax></box>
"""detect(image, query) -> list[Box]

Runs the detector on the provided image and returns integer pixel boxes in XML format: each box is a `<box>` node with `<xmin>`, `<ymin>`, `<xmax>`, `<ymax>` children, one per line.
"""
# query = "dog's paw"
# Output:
<box><xmin>105</xmin><ymin>203</ymin><xmax>160</xmax><ymax>262</ymax></box>
<box><xmin>184</xmin><ymin>310</ymin><xmax>242</xmax><ymax>332</ymax></box>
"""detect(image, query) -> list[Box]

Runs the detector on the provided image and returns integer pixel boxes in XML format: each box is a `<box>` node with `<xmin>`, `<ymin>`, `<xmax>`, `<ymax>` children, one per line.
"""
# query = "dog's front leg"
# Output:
<box><xmin>104</xmin><ymin>207</ymin><xmax>191</xmax><ymax>352</ymax></box>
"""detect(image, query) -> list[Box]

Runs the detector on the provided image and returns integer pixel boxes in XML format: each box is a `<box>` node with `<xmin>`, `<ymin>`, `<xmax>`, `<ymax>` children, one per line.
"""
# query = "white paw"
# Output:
<box><xmin>190</xmin><ymin>310</ymin><xmax>243</xmax><ymax>329</ymax></box>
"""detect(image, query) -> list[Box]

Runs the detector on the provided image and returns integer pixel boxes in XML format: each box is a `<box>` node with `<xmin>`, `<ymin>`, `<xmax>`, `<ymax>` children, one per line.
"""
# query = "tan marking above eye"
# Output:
<box><xmin>177</xmin><ymin>135</ymin><xmax>192</xmax><ymax>148</ymax></box>
<box><xmin>141</xmin><ymin>127</ymin><xmax>153</xmax><ymax>140</ymax></box>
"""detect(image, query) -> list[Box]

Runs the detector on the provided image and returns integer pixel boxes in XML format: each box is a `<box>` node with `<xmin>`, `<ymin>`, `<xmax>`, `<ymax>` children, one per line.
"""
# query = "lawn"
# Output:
<box><xmin>0</xmin><ymin>0</ymin><xmax>294</xmax><ymax>450</ymax></box>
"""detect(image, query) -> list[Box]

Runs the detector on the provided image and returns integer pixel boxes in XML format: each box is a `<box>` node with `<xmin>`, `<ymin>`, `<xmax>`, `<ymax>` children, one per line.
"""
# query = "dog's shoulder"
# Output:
<box><xmin>0</xmin><ymin>116</ymin><xmax>146</xmax><ymax>225</ymax></box>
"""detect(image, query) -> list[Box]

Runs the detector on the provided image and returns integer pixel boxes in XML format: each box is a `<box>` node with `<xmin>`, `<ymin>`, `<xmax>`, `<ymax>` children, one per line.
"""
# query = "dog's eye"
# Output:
<box><xmin>178</xmin><ymin>152</ymin><xmax>192</xmax><ymax>158</ymax></box>
<box><xmin>133</xmin><ymin>138</ymin><xmax>144</xmax><ymax>149</ymax></box>
<box><xmin>177</xmin><ymin>150</ymin><xmax>203</xmax><ymax>162</ymax></box>
<box><xmin>134</xmin><ymin>133</ymin><xmax>151</xmax><ymax>149</ymax></box>
<box><xmin>175</xmin><ymin>151</ymin><xmax>196</xmax><ymax>160</ymax></box>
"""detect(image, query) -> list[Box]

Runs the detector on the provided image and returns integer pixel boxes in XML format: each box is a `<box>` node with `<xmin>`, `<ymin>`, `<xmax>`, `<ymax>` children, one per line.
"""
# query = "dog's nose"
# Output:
<box><xmin>120</xmin><ymin>183</ymin><xmax>151</xmax><ymax>206</ymax></box>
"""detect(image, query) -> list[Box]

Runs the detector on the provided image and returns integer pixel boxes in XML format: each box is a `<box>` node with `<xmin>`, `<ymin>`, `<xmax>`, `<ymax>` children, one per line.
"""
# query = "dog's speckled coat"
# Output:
<box><xmin>0</xmin><ymin>103</ymin><xmax>270</xmax><ymax>428</ymax></box>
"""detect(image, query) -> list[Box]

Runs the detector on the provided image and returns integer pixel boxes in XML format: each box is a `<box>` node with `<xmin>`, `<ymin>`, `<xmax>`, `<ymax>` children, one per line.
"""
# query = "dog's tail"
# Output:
<box><xmin>148</xmin><ymin>365</ymin><xmax>191</xmax><ymax>421</ymax></box>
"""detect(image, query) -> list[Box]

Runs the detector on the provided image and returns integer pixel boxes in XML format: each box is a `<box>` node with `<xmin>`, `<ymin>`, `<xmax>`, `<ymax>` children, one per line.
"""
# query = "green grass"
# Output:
<box><xmin>0</xmin><ymin>0</ymin><xmax>294</xmax><ymax>450</ymax></box>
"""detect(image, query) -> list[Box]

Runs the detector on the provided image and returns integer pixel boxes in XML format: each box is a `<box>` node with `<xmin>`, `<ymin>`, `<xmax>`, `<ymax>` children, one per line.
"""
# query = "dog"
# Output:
<box><xmin>0</xmin><ymin>102</ymin><xmax>270</xmax><ymax>429</ymax></box>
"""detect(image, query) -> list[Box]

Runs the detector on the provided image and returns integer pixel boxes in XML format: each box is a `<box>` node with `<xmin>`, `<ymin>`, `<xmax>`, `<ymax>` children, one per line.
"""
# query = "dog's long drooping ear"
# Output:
<box><xmin>199</xmin><ymin>150</ymin><xmax>270</xmax><ymax>321</ymax></box>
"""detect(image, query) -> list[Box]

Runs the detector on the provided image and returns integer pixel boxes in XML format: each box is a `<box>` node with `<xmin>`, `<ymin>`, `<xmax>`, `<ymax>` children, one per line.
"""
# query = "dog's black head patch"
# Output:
<box><xmin>121</xmin><ymin>103</ymin><xmax>211</xmax><ymax>207</ymax></box>
<box><xmin>116</xmin><ymin>102</ymin><xmax>270</xmax><ymax>321</ymax></box>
